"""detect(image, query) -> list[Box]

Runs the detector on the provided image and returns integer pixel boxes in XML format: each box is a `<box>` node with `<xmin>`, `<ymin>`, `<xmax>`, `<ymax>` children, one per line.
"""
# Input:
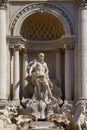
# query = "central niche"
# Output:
<box><xmin>20</xmin><ymin>12</ymin><xmax>65</xmax><ymax>41</ymax></box>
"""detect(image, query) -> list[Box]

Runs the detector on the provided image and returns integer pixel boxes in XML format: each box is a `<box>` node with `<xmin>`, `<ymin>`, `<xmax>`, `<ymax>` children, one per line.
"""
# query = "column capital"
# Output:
<box><xmin>14</xmin><ymin>44</ymin><xmax>21</xmax><ymax>51</ymax></box>
<box><xmin>20</xmin><ymin>44</ymin><xmax>28</xmax><ymax>53</ymax></box>
<box><xmin>7</xmin><ymin>36</ymin><xmax>22</xmax><ymax>45</ymax></box>
<box><xmin>64</xmin><ymin>44</ymin><xmax>75</xmax><ymax>50</ymax></box>
<box><xmin>0</xmin><ymin>0</ymin><xmax>8</xmax><ymax>10</ymax></box>
<box><xmin>9</xmin><ymin>44</ymin><xmax>25</xmax><ymax>51</ymax></box>
<box><xmin>77</xmin><ymin>0</ymin><xmax>87</xmax><ymax>7</ymax></box>
<box><xmin>14</xmin><ymin>45</ymin><xmax>20</xmax><ymax>51</ymax></box>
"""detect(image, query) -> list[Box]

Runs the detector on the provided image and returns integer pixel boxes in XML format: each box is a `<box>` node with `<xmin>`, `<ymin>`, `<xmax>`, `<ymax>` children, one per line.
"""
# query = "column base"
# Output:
<box><xmin>77</xmin><ymin>97</ymin><xmax>87</xmax><ymax>100</ymax></box>
<box><xmin>0</xmin><ymin>99</ymin><xmax>20</xmax><ymax>107</ymax></box>
<box><xmin>9</xmin><ymin>99</ymin><xmax>20</xmax><ymax>106</ymax></box>
<box><xmin>0</xmin><ymin>100</ymin><xmax>8</xmax><ymax>107</ymax></box>
<box><xmin>64</xmin><ymin>100</ymin><xmax>75</xmax><ymax>105</ymax></box>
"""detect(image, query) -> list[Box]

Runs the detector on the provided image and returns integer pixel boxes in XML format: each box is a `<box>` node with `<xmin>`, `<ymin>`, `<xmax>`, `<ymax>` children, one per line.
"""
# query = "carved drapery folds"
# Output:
<box><xmin>0</xmin><ymin>0</ymin><xmax>8</xmax><ymax>9</ymax></box>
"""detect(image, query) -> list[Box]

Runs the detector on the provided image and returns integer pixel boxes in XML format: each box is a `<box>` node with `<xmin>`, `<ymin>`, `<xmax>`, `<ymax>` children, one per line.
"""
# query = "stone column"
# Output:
<box><xmin>74</xmin><ymin>43</ymin><xmax>78</xmax><ymax>100</ymax></box>
<box><xmin>13</xmin><ymin>45</ymin><xmax>20</xmax><ymax>100</ymax></box>
<box><xmin>78</xmin><ymin>1</ymin><xmax>87</xmax><ymax>100</ymax></box>
<box><xmin>10</xmin><ymin>45</ymin><xmax>14</xmax><ymax>100</ymax></box>
<box><xmin>56</xmin><ymin>50</ymin><xmax>62</xmax><ymax>87</ymax></box>
<box><xmin>65</xmin><ymin>45</ymin><xmax>74</xmax><ymax>101</ymax></box>
<box><xmin>71</xmin><ymin>49</ymin><xmax>74</xmax><ymax>100</ymax></box>
<box><xmin>22</xmin><ymin>50</ymin><xmax>28</xmax><ymax>88</ymax></box>
<box><xmin>0</xmin><ymin>1</ymin><xmax>8</xmax><ymax>100</ymax></box>
<box><xmin>11</xmin><ymin>48</ymin><xmax>14</xmax><ymax>87</ymax></box>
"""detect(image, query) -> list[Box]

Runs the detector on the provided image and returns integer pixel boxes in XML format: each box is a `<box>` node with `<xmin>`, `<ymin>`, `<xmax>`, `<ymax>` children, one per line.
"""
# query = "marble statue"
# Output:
<box><xmin>28</xmin><ymin>53</ymin><xmax>56</xmax><ymax>102</ymax></box>
<box><xmin>2</xmin><ymin>53</ymin><xmax>87</xmax><ymax>129</ymax></box>
<box><xmin>21</xmin><ymin>53</ymin><xmax>63</xmax><ymax>120</ymax></box>
<box><xmin>0</xmin><ymin>104</ymin><xmax>18</xmax><ymax>129</ymax></box>
<box><xmin>61</xmin><ymin>101</ymin><xmax>87</xmax><ymax>130</ymax></box>
<box><xmin>71</xmin><ymin>101</ymin><xmax>87</xmax><ymax>130</ymax></box>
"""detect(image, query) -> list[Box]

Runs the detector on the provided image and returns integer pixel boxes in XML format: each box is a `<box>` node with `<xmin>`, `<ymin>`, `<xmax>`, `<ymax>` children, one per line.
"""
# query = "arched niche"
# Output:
<box><xmin>20</xmin><ymin>12</ymin><xmax>65</xmax><ymax>41</ymax></box>
<box><xmin>10</xmin><ymin>2</ymin><xmax>74</xmax><ymax>36</ymax></box>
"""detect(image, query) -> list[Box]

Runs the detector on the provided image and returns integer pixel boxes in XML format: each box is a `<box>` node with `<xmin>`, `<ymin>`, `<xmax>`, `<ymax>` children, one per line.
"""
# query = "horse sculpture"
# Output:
<box><xmin>72</xmin><ymin>101</ymin><xmax>87</xmax><ymax>130</ymax></box>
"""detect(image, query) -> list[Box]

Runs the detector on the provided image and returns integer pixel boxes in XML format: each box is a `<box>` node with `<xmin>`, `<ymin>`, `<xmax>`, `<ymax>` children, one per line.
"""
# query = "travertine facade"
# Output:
<box><xmin>0</xmin><ymin>0</ymin><xmax>87</xmax><ymax>102</ymax></box>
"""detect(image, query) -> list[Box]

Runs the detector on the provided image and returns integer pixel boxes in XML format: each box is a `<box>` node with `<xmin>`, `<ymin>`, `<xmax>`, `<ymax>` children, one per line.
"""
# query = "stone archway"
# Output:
<box><xmin>10</xmin><ymin>2</ymin><xmax>74</xmax><ymax>36</ymax></box>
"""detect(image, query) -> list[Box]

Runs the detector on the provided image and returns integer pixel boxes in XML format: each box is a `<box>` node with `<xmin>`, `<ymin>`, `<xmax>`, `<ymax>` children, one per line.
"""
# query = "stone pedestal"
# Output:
<box><xmin>78</xmin><ymin>3</ymin><xmax>87</xmax><ymax>100</ymax></box>
<box><xmin>0</xmin><ymin>2</ymin><xmax>7</xmax><ymax>100</ymax></box>
<box><xmin>29</xmin><ymin>121</ymin><xmax>56</xmax><ymax>129</ymax></box>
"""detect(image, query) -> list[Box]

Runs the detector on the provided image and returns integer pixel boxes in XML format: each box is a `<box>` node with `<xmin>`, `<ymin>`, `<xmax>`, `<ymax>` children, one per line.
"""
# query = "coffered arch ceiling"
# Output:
<box><xmin>20</xmin><ymin>12</ymin><xmax>65</xmax><ymax>41</ymax></box>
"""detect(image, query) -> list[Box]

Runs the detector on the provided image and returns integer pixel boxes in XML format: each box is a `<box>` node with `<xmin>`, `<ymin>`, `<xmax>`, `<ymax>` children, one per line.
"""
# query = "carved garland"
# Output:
<box><xmin>10</xmin><ymin>2</ymin><xmax>74</xmax><ymax>35</ymax></box>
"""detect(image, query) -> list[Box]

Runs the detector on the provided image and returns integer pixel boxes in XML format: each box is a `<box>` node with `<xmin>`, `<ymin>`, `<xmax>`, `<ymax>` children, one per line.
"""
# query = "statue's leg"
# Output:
<box><xmin>46</xmin><ymin>83</ymin><xmax>57</xmax><ymax>101</ymax></box>
<box><xmin>42</xmin><ymin>79</ymin><xmax>53</xmax><ymax>99</ymax></box>
<box><xmin>35</xmin><ymin>78</ymin><xmax>42</xmax><ymax>100</ymax></box>
<box><xmin>77</xmin><ymin>122</ymin><xmax>82</xmax><ymax>130</ymax></box>
<box><xmin>48</xmin><ymin>80</ymin><xmax>53</xmax><ymax>89</ymax></box>
<box><xmin>47</xmin><ymin>85</ymin><xmax>53</xmax><ymax>98</ymax></box>
<box><xmin>85</xmin><ymin>120</ymin><xmax>87</xmax><ymax>129</ymax></box>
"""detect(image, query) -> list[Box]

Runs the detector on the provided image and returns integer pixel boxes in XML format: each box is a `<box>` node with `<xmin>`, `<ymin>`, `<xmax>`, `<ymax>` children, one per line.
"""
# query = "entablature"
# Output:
<box><xmin>7</xmin><ymin>35</ymin><xmax>77</xmax><ymax>51</ymax></box>
<box><xmin>9</xmin><ymin>0</ymin><xmax>75</xmax><ymax>2</ymax></box>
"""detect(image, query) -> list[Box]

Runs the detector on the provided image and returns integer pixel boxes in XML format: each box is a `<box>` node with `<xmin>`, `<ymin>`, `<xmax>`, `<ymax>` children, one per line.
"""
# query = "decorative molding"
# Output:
<box><xmin>9</xmin><ymin>44</ymin><xmax>25</xmax><ymax>52</ymax></box>
<box><xmin>64</xmin><ymin>44</ymin><xmax>75</xmax><ymax>50</ymax></box>
<box><xmin>77</xmin><ymin>0</ymin><xmax>87</xmax><ymax>7</ymax></box>
<box><xmin>0</xmin><ymin>0</ymin><xmax>8</xmax><ymax>10</ymax></box>
<box><xmin>26</xmin><ymin>44</ymin><xmax>56</xmax><ymax>51</ymax></box>
<box><xmin>7</xmin><ymin>36</ymin><xmax>22</xmax><ymax>44</ymax></box>
<box><xmin>9</xmin><ymin>0</ymin><xmax>75</xmax><ymax>1</ymax></box>
<box><xmin>10</xmin><ymin>2</ymin><xmax>74</xmax><ymax>35</ymax></box>
<box><xmin>14</xmin><ymin>44</ymin><xmax>21</xmax><ymax>51</ymax></box>
<box><xmin>7</xmin><ymin>35</ymin><xmax>77</xmax><ymax>51</ymax></box>
<box><xmin>8</xmin><ymin>36</ymin><xmax>25</xmax><ymax>51</ymax></box>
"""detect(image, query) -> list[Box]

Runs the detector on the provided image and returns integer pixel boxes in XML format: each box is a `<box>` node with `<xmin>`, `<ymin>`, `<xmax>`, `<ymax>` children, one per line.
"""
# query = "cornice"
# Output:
<box><xmin>9</xmin><ymin>0</ymin><xmax>75</xmax><ymax>2</ymax></box>
<box><xmin>7</xmin><ymin>36</ymin><xmax>22</xmax><ymax>44</ymax></box>
<box><xmin>7</xmin><ymin>35</ymin><xmax>77</xmax><ymax>51</ymax></box>
<box><xmin>0</xmin><ymin>0</ymin><xmax>8</xmax><ymax>10</ymax></box>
